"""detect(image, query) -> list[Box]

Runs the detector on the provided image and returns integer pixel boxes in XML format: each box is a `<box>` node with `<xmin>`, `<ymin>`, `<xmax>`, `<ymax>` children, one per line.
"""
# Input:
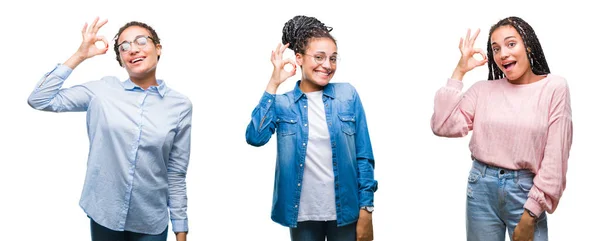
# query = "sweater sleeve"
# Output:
<box><xmin>431</xmin><ymin>79</ymin><xmax>479</xmax><ymax>137</ymax></box>
<box><xmin>524</xmin><ymin>82</ymin><xmax>573</xmax><ymax>216</ymax></box>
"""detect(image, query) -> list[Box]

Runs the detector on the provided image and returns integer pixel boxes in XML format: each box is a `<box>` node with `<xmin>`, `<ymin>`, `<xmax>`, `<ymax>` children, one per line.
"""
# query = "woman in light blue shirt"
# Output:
<box><xmin>245</xmin><ymin>15</ymin><xmax>377</xmax><ymax>241</ymax></box>
<box><xmin>28</xmin><ymin>17</ymin><xmax>191</xmax><ymax>241</ymax></box>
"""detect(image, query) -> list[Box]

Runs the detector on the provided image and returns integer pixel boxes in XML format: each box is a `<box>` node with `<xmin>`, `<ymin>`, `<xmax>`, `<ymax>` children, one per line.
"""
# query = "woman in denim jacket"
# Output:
<box><xmin>246</xmin><ymin>15</ymin><xmax>377</xmax><ymax>241</ymax></box>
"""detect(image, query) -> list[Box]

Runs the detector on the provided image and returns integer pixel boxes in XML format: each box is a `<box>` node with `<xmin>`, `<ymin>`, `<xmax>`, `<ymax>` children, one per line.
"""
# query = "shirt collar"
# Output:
<box><xmin>292</xmin><ymin>80</ymin><xmax>335</xmax><ymax>102</ymax></box>
<box><xmin>123</xmin><ymin>79</ymin><xmax>167</xmax><ymax>97</ymax></box>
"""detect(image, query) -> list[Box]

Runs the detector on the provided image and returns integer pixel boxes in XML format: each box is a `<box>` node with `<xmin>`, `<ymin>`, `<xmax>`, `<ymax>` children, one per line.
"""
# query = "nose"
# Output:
<box><xmin>500</xmin><ymin>48</ymin><xmax>509</xmax><ymax>60</ymax></box>
<box><xmin>321</xmin><ymin>58</ymin><xmax>332</xmax><ymax>68</ymax></box>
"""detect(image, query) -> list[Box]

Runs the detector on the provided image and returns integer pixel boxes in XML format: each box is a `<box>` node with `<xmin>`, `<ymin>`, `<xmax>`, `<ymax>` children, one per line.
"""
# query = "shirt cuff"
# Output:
<box><xmin>524</xmin><ymin>198</ymin><xmax>543</xmax><ymax>217</ymax></box>
<box><xmin>359</xmin><ymin>190</ymin><xmax>374</xmax><ymax>207</ymax></box>
<box><xmin>50</xmin><ymin>64</ymin><xmax>73</xmax><ymax>79</ymax></box>
<box><xmin>259</xmin><ymin>91</ymin><xmax>275</xmax><ymax>109</ymax></box>
<box><xmin>171</xmin><ymin>219</ymin><xmax>188</xmax><ymax>233</ymax></box>
<box><xmin>446</xmin><ymin>78</ymin><xmax>464</xmax><ymax>90</ymax></box>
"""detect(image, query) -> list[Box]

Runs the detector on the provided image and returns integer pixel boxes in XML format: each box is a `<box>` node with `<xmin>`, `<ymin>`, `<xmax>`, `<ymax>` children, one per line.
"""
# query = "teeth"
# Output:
<box><xmin>132</xmin><ymin>58</ymin><xmax>144</xmax><ymax>63</ymax></box>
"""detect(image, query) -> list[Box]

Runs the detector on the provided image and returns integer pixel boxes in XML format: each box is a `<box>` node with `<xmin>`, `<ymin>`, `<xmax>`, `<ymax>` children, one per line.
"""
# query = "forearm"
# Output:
<box><xmin>431</xmin><ymin>79</ymin><xmax>474</xmax><ymax>137</ymax></box>
<box><xmin>245</xmin><ymin>92</ymin><xmax>276</xmax><ymax>146</ymax></box>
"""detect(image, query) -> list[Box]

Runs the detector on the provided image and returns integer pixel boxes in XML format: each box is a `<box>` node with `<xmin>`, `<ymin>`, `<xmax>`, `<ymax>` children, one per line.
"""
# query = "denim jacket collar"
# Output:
<box><xmin>292</xmin><ymin>80</ymin><xmax>336</xmax><ymax>103</ymax></box>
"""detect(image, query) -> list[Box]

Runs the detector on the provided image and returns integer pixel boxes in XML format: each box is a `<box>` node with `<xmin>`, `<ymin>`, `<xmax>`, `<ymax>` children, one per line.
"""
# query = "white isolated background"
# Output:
<box><xmin>0</xmin><ymin>0</ymin><xmax>597</xmax><ymax>240</ymax></box>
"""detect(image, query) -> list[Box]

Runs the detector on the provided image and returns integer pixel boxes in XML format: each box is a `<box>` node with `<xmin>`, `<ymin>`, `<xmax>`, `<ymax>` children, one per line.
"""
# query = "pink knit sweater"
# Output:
<box><xmin>431</xmin><ymin>74</ymin><xmax>573</xmax><ymax>216</ymax></box>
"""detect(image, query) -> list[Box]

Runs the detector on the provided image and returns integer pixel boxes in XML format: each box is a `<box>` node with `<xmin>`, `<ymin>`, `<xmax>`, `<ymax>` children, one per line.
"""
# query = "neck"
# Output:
<box><xmin>299</xmin><ymin>78</ymin><xmax>325</xmax><ymax>93</ymax></box>
<box><xmin>508</xmin><ymin>69</ymin><xmax>545</xmax><ymax>85</ymax></box>
<box><xmin>130</xmin><ymin>69</ymin><xmax>158</xmax><ymax>90</ymax></box>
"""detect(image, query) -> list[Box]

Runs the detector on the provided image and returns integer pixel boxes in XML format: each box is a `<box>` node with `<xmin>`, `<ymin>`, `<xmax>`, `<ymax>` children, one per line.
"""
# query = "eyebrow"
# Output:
<box><xmin>491</xmin><ymin>36</ymin><xmax>516</xmax><ymax>45</ymax></box>
<box><xmin>119</xmin><ymin>35</ymin><xmax>147</xmax><ymax>45</ymax></box>
<box><xmin>314</xmin><ymin>51</ymin><xmax>338</xmax><ymax>55</ymax></box>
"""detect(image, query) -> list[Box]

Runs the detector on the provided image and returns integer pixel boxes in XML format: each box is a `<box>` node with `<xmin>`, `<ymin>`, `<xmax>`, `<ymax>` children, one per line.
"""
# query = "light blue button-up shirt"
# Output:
<box><xmin>246</xmin><ymin>81</ymin><xmax>377</xmax><ymax>228</ymax></box>
<box><xmin>27</xmin><ymin>64</ymin><xmax>192</xmax><ymax>234</ymax></box>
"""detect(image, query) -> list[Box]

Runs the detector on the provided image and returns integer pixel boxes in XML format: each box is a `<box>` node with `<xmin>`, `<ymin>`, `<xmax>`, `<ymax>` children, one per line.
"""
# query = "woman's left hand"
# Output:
<box><xmin>175</xmin><ymin>232</ymin><xmax>187</xmax><ymax>241</ymax></box>
<box><xmin>513</xmin><ymin>210</ymin><xmax>536</xmax><ymax>241</ymax></box>
<box><xmin>356</xmin><ymin>209</ymin><xmax>373</xmax><ymax>241</ymax></box>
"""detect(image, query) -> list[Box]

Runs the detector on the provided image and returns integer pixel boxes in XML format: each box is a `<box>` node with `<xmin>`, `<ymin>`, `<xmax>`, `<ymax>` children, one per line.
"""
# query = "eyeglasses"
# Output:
<box><xmin>117</xmin><ymin>35</ymin><xmax>156</xmax><ymax>53</ymax></box>
<box><xmin>304</xmin><ymin>53</ymin><xmax>339</xmax><ymax>65</ymax></box>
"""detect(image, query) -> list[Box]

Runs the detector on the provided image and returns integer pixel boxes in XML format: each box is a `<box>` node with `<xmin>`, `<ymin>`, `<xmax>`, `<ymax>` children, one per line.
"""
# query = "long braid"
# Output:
<box><xmin>486</xmin><ymin>16</ymin><xmax>550</xmax><ymax>80</ymax></box>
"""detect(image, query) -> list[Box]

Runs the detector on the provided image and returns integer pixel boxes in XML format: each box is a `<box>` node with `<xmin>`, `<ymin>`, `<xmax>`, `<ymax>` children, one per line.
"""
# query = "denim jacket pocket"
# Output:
<box><xmin>276</xmin><ymin>116</ymin><xmax>298</xmax><ymax>136</ymax></box>
<box><xmin>338</xmin><ymin>113</ymin><xmax>356</xmax><ymax>135</ymax></box>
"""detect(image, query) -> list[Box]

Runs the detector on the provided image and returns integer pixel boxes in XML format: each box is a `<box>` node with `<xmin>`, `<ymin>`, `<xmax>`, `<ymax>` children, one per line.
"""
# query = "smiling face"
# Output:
<box><xmin>117</xmin><ymin>26</ymin><xmax>161</xmax><ymax>80</ymax></box>
<box><xmin>490</xmin><ymin>25</ymin><xmax>533</xmax><ymax>82</ymax></box>
<box><xmin>296</xmin><ymin>37</ymin><xmax>337</xmax><ymax>92</ymax></box>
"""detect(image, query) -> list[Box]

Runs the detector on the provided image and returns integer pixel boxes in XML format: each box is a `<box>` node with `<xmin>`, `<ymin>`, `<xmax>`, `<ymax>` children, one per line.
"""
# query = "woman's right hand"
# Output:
<box><xmin>76</xmin><ymin>17</ymin><xmax>109</xmax><ymax>60</ymax></box>
<box><xmin>266</xmin><ymin>43</ymin><xmax>296</xmax><ymax>94</ymax></box>
<box><xmin>452</xmin><ymin>28</ymin><xmax>488</xmax><ymax>81</ymax></box>
<box><xmin>64</xmin><ymin>17</ymin><xmax>109</xmax><ymax>70</ymax></box>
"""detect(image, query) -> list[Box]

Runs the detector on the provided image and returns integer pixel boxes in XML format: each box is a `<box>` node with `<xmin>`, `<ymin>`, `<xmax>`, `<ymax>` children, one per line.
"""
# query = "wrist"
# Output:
<box><xmin>522</xmin><ymin>209</ymin><xmax>537</xmax><ymax>225</ymax></box>
<box><xmin>451</xmin><ymin>67</ymin><xmax>466</xmax><ymax>81</ymax></box>
<box><xmin>266</xmin><ymin>81</ymin><xmax>280</xmax><ymax>94</ymax></box>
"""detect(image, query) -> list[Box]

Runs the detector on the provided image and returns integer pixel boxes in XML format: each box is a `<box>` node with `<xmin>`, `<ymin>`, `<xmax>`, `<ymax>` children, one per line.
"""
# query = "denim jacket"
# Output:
<box><xmin>246</xmin><ymin>81</ymin><xmax>377</xmax><ymax>227</ymax></box>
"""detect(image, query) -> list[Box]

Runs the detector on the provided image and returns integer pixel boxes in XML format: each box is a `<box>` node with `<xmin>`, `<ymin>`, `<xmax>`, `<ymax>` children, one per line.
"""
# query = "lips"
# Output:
<box><xmin>130</xmin><ymin>56</ymin><xmax>146</xmax><ymax>64</ymax></box>
<box><xmin>502</xmin><ymin>61</ymin><xmax>516</xmax><ymax>72</ymax></box>
<box><xmin>315</xmin><ymin>70</ymin><xmax>331</xmax><ymax>77</ymax></box>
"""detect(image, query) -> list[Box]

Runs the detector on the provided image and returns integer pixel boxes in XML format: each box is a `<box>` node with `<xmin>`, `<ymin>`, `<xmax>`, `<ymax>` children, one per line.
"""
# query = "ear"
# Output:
<box><xmin>295</xmin><ymin>53</ymin><xmax>303</xmax><ymax>67</ymax></box>
<box><xmin>156</xmin><ymin>43</ymin><xmax>162</xmax><ymax>57</ymax></box>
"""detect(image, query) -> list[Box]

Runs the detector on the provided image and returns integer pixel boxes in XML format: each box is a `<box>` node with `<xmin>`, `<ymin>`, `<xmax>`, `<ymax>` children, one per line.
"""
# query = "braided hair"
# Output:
<box><xmin>282</xmin><ymin>15</ymin><xmax>336</xmax><ymax>54</ymax></box>
<box><xmin>113</xmin><ymin>21</ymin><xmax>161</xmax><ymax>67</ymax></box>
<box><xmin>486</xmin><ymin>16</ymin><xmax>550</xmax><ymax>80</ymax></box>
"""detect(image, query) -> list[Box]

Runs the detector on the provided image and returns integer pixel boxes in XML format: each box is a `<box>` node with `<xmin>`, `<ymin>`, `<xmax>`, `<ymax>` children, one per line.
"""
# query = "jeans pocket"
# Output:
<box><xmin>517</xmin><ymin>176</ymin><xmax>534</xmax><ymax>192</ymax></box>
<box><xmin>467</xmin><ymin>170</ymin><xmax>481</xmax><ymax>199</ymax></box>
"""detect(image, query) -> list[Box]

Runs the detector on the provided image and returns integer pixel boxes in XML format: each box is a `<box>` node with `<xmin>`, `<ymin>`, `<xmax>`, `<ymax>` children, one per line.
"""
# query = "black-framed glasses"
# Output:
<box><xmin>304</xmin><ymin>53</ymin><xmax>339</xmax><ymax>65</ymax></box>
<box><xmin>117</xmin><ymin>35</ymin><xmax>156</xmax><ymax>53</ymax></box>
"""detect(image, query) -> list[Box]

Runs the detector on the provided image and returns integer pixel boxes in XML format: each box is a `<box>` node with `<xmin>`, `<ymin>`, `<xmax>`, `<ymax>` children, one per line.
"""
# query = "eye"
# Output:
<box><xmin>136</xmin><ymin>36</ymin><xmax>148</xmax><ymax>45</ymax></box>
<box><xmin>492</xmin><ymin>47</ymin><xmax>500</xmax><ymax>53</ymax></box>
<box><xmin>119</xmin><ymin>42</ymin><xmax>131</xmax><ymax>52</ymax></box>
<box><xmin>508</xmin><ymin>42</ymin><xmax>516</xmax><ymax>47</ymax></box>
<box><xmin>314</xmin><ymin>55</ymin><xmax>324</xmax><ymax>61</ymax></box>
<box><xmin>330</xmin><ymin>57</ymin><xmax>337</xmax><ymax>63</ymax></box>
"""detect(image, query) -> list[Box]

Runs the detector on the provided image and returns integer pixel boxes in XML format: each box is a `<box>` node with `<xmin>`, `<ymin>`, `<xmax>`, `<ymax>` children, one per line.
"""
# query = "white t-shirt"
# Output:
<box><xmin>297</xmin><ymin>90</ymin><xmax>337</xmax><ymax>222</ymax></box>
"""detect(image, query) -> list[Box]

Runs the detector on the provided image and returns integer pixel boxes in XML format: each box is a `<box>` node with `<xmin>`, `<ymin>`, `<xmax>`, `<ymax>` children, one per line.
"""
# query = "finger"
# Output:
<box><xmin>465</xmin><ymin>29</ymin><xmax>471</xmax><ymax>47</ymax></box>
<box><xmin>271</xmin><ymin>50</ymin><xmax>275</xmax><ymax>63</ymax></box>
<box><xmin>280</xmin><ymin>43</ymin><xmax>289</xmax><ymax>55</ymax></box>
<box><xmin>89</xmin><ymin>17</ymin><xmax>99</xmax><ymax>34</ymax></box>
<box><xmin>473</xmin><ymin>48</ymin><xmax>487</xmax><ymax>64</ymax></box>
<box><xmin>81</xmin><ymin>23</ymin><xmax>88</xmax><ymax>36</ymax></box>
<box><xmin>281</xmin><ymin>58</ymin><xmax>295</xmax><ymax>65</ymax></box>
<box><xmin>458</xmin><ymin>37</ymin><xmax>464</xmax><ymax>50</ymax></box>
<box><xmin>97</xmin><ymin>36</ymin><xmax>110</xmax><ymax>51</ymax></box>
<box><xmin>470</xmin><ymin>28</ymin><xmax>481</xmax><ymax>46</ymax></box>
<box><xmin>95</xmin><ymin>19</ymin><xmax>108</xmax><ymax>32</ymax></box>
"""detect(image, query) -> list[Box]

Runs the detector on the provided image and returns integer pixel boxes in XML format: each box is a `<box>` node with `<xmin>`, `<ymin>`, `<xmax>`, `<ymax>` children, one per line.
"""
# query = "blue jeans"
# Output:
<box><xmin>466</xmin><ymin>159</ymin><xmax>548</xmax><ymax>241</ymax></box>
<box><xmin>290</xmin><ymin>221</ymin><xmax>356</xmax><ymax>241</ymax></box>
<box><xmin>90</xmin><ymin>218</ymin><xmax>168</xmax><ymax>241</ymax></box>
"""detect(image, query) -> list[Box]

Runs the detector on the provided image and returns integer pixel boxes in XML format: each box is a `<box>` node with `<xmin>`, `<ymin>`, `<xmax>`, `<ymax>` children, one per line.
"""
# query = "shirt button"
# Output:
<box><xmin>303</xmin><ymin>143</ymin><xmax>306</xmax><ymax>146</ymax></box>
<box><xmin>333</xmin><ymin>162</ymin><xmax>337</xmax><ymax>166</ymax></box>
<box><xmin>300</xmin><ymin>164</ymin><xmax>303</xmax><ymax>167</ymax></box>
<box><xmin>298</xmin><ymin>183</ymin><xmax>301</xmax><ymax>187</ymax></box>
<box><xmin>304</xmin><ymin>124</ymin><xmax>307</xmax><ymax>127</ymax></box>
<box><xmin>304</xmin><ymin>105</ymin><xmax>307</xmax><ymax>108</ymax></box>
<box><xmin>268</xmin><ymin>99</ymin><xmax>271</xmax><ymax>102</ymax></box>
<box><xmin>295</xmin><ymin>205</ymin><xmax>298</xmax><ymax>208</ymax></box>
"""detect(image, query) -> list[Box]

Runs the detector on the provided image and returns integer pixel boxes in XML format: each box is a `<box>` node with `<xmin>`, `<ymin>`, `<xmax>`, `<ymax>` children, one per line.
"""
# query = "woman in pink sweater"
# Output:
<box><xmin>431</xmin><ymin>16</ymin><xmax>572</xmax><ymax>241</ymax></box>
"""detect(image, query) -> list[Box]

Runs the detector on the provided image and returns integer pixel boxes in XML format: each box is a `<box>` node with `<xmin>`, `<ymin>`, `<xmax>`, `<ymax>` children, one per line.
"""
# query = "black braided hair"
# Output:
<box><xmin>113</xmin><ymin>21</ymin><xmax>161</xmax><ymax>67</ymax></box>
<box><xmin>282</xmin><ymin>15</ymin><xmax>336</xmax><ymax>54</ymax></box>
<box><xmin>486</xmin><ymin>16</ymin><xmax>550</xmax><ymax>80</ymax></box>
